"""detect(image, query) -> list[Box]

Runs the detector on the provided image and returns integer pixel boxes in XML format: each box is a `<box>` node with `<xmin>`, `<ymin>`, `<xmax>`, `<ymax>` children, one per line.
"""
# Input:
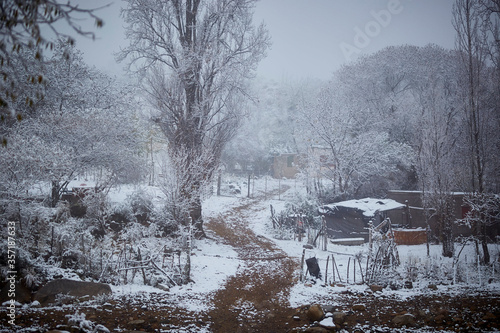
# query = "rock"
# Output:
<box><xmin>483</xmin><ymin>312</ymin><xmax>497</xmax><ymax>321</ymax></box>
<box><xmin>319</xmin><ymin>317</ymin><xmax>336</xmax><ymax>329</ymax></box>
<box><xmin>94</xmin><ymin>324</ymin><xmax>110</xmax><ymax>332</ymax></box>
<box><xmin>404</xmin><ymin>280</ymin><xmax>413</xmax><ymax>289</ymax></box>
<box><xmin>332</xmin><ymin>311</ymin><xmax>347</xmax><ymax>324</ymax></box>
<box><xmin>434</xmin><ymin>314</ymin><xmax>446</xmax><ymax>324</ymax></box>
<box><xmin>304</xmin><ymin>327</ymin><xmax>329</xmax><ymax>333</ymax></box>
<box><xmin>34</xmin><ymin>279</ymin><xmax>111</xmax><ymax>306</ymax></box>
<box><xmin>393</xmin><ymin>313</ymin><xmax>416</xmax><ymax>327</ymax></box>
<box><xmin>128</xmin><ymin>319</ymin><xmax>145</xmax><ymax>325</ymax></box>
<box><xmin>103</xmin><ymin>302</ymin><xmax>114</xmax><ymax>309</ymax></box>
<box><xmin>322</xmin><ymin>304</ymin><xmax>335</xmax><ymax>313</ymax></box>
<box><xmin>352</xmin><ymin>304</ymin><xmax>366</xmax><ymax>311</ymax></box>
<box><xmin>370</xmin><ymin>284</ymin><xmax>384</xmax><ymax>292</ymax></box>
<box><xmin>428</xmin><ymin>283</ymin><xmax>438</xmax><ymax>290</ymax></box>
<box><xmin>306</xmin><ymin>304</ymin><xmax>324</xmax><ymax>321</ymax></box>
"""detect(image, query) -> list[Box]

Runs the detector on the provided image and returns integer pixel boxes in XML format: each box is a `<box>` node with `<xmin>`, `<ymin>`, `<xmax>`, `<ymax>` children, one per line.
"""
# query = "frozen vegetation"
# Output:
<box><xmin>1</xmin><ymin>0</ymin><xmax>500</xmax><ymax>332</ymax></box>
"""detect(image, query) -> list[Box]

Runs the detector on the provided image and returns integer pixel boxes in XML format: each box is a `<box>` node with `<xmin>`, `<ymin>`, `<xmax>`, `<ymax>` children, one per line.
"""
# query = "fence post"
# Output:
<box><xmin>332</xmin><ymin>255</ymin><xmax>342</xmax><ymax>283</ymax></box>
<box><xmin>300</xmin><ymin>249</ymin><xmax>306</xmax><ymax>282</ymax></box>
<box><xmin>358</xmin><ymin>259</ymin><xmax>364</xmax><ymax>284</ymax></box>
<box><xmin>247</xmin><ymin>174</ymin><xmax>251</xmax><ymax>198</ymax></box>
<box><xmin>322</xmin><ymin>216</ymin><xmax>327</xmax><ymax>251</ymax></box>
<box><xmin>347</xmin><ymin>257</ymin><xmax>351</xmax><ymax>284</ymax></box>
<box><xmin>354</xmin><ymin>258</ymin><xmax>356</xmax><ymax>284</ymax></box>
<box><xmin>325</xmin><ymin>256</ymin><xmax>330</xmax><ymax>285</ymax></box>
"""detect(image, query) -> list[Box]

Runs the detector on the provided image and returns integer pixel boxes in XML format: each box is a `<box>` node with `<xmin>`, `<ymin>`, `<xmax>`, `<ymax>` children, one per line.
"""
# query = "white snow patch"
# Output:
<box><xmin>321</xmin><ymin>197</ymin><xmax>405</xmax><ymax>217</ymax></box>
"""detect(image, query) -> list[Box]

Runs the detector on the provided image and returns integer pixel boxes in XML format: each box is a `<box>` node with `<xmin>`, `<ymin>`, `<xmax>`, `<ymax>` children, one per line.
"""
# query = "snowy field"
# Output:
<box><xmin>105</xmin><ymin>175</ymin><xmax>500</xmax><ymax>312</ymax></box>
<box><xmin>3</xmin><ymin>175</ymin><xmax>499</xmax><ymax>333</ymax></box>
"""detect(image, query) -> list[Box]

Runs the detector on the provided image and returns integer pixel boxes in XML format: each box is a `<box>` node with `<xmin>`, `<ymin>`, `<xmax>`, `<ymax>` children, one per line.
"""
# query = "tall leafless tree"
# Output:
<box><xmin>118</xmin><ymin>0</ymin><xmax>270</xmax><ymax>238</ymax></box>
<box><xmin>453</xmin><ymin>0</ymin><xmax>500</xmax><ymax>264</ymax></box>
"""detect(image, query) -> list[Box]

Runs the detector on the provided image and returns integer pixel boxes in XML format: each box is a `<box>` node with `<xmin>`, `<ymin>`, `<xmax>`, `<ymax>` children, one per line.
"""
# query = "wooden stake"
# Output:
<box><xmin>347</xmin><ymin>257</ymin><xmax>351</xmax><ymax>284</ymax></box>
<box><xmin>325</xmin><ymin>256</ymin><xmax>330</xmax><ymax>285</ymax></box>
<box><xmin>358</xmin><ymin>256</ymin><xmax>365</xmax><ymax>284</ymax></box>
<box><xmin>354</xmin><ymin>258</ymin><xmax>356</xmax><ymax>284</ymax></box>
<box><xmin>300</xmin><ymin>249</ymin><xmax>306</xmax><ymax>282</ymax></box>
<box><xmin>332</xmin><ymin>255</ymin><xmax>342</xmax><ymax>283</ymax></box>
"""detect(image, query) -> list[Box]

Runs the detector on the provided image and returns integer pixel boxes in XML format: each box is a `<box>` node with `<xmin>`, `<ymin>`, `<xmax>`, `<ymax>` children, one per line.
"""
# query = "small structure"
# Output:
<box><xmin>272</xmin><ymin>153</ymin><xmax>301</xmax><ymax>179</ymax></box>
<box><xmin>319</xmin><ymin>198</ymin><xmax>406</xmax><ymax>242</ymax></box>
<box><xmin>392</xmin><ymin>228</ymin><xmax>427</xmax><ymax>245</ymax></box>
<box><xmin>386</xmin><ymin>190</ymin><xmax>474</xmax><ymax>237</ymax></box>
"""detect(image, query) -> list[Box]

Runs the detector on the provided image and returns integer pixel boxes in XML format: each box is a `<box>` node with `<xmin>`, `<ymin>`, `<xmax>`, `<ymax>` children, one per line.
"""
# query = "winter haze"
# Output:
<box><xmin>72</xmin><ymin>0</ymin><xmax>456</xmax><ymax>80</ymax></box>
<box><xmin>1</xmin><ymin>1</ymin><xmax>499</xmax><ymax>332</ymax></box>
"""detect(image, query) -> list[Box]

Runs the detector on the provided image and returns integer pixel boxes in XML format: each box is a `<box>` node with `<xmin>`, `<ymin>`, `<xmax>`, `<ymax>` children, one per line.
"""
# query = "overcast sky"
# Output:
<box><xmin>72</xmin><ymin>0</ymin><xmax>456</xmax><ymax>81</ymax></box>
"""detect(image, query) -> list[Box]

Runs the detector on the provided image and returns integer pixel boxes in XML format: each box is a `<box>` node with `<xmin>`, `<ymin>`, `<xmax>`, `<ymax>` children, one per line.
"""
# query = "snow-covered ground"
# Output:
<box><xmin>2</xmin><ymin>175</ymin><xmax>500</xmax><ymax>333</ymax></box>
<box><xmin>104</xmin><ymin>175</ymin><xmax>500</xmax><ymax>313</ymax></box>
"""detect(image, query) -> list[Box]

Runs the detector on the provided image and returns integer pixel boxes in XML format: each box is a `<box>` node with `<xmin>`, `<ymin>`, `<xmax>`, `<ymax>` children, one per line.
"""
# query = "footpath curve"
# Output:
<box><xmin>205</xmin><ymin>191</ymin><xmax>300</xmax><ymax>332</ymax></box>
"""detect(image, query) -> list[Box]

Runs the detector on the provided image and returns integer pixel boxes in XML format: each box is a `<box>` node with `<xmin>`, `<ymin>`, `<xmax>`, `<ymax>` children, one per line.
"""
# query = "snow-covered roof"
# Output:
<box><xmin>320</xmin><ymin>198</ymin><xmax>405</xmax><ymax>217</ymax></box>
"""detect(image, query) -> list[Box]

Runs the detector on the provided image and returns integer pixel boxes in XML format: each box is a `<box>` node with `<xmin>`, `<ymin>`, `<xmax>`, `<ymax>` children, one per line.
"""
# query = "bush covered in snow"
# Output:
<box><xmin>0</xmin><ymin>185</ymin><xmax>193</xmax><ymax>290</ymax></box>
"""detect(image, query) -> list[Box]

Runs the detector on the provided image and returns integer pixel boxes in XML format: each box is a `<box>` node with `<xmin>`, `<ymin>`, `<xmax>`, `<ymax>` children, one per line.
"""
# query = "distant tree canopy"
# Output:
<box><xmin>0</xmin><ymin>42</ymin><xmax>144</xmax><ymax>205</ymax></box>
<box><xmin>0</xmin><ymin>0</ymin><xmax>106</xmax><ymax>143</ymax></box>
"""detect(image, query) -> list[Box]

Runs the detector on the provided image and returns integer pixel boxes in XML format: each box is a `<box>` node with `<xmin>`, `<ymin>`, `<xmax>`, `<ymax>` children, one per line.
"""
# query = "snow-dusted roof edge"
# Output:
<box><xmin>319</xmin><ymin>198</ymin><xmax>405</xmax><ymax>217</ymax></box>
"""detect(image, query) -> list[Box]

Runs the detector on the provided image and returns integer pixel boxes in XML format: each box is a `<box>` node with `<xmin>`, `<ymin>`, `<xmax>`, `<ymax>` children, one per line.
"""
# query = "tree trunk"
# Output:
<box><xmin>481</xmin><ymin>221</ymin><xmax>490</xmax><ymax>264</ymax></box>
<box><xmin>51</xmin><ymin>180</ymin><xmax>59</xmax><ymax>208</ymax></box>
<box><xmin>442</xmin><ymin>218</ymin><xmax>454</xmax><ymax>258</ymax></box>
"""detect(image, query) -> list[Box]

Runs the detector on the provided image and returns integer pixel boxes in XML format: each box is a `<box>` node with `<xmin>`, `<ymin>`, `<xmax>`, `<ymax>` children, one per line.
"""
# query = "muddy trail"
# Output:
<box><xmin>205</xmin><ymin>195</ymin><xmax>300</xmax><ymax>332</ymax></box>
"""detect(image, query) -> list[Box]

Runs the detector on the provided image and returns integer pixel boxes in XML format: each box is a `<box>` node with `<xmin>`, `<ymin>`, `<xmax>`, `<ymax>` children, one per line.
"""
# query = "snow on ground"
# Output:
<box><xmin>169</xmin><ymin>238</ymin><xmax>241</xmax><ymax>312</ymax></box>
<box><xmin>101</xmin><ymin>175</ymin><xmax>500</xmax><ymax>313</ymax></box>
<box><xmin>108</xmin><ymin>236</ymin><xmax>241</xmax><ymax>313</ymax></box>
<box><xmin>211</xmin><ymin>176</ymin><xmax>500</xmax><ymax>308</ymax></box>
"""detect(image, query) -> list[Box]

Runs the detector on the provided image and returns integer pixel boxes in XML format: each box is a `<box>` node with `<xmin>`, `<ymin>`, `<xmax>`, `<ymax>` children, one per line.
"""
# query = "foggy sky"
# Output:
<box><xmin>71</xmin><ymin>0</ymin><xmax>456</xmax><ymax>81</ymax></box>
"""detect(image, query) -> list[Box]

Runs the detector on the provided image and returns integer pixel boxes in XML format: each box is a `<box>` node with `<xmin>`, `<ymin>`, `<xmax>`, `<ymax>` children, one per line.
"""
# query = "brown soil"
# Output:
<box><xmin>205</xmin><ymin>199</ymin><xmax>299</xmax><ymax>333</ymax></box>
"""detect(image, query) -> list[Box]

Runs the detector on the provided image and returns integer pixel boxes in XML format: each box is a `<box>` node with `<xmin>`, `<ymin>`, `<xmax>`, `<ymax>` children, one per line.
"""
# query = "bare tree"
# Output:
<box><xmin>415</xmin><ymin>68</ymin><xmax>461</xmax><ymax>258</ymax></box>
<box><xmin>298</xmin><ymin>79</ymin><xmax>413</xmax><ymax>201</ymax></box>
<box><xmin>453</xmin><ymin>0</ymin><xmax>499</xmax><ymax>264</ymax></box>
<box><xmin>0</xmin><ymin>42</ymin><xmax>144</xmax><ymax>208</ymax></box>
<box><xmin>119</xmin><ymin>0</ymin><xmax>270</xmax><ymax>238</ymax></box>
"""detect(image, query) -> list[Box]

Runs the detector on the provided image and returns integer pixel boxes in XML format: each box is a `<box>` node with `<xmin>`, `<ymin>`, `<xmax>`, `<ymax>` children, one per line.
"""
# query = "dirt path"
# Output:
<box><xmin>205</xmin><ymin>197</ymin><xmax>300</xmax><ymax>332</ymax></box>
<box><xmin>4</xmin><ymin>188</ymin><xmax>500</xmax><ymax>332</ymax></box>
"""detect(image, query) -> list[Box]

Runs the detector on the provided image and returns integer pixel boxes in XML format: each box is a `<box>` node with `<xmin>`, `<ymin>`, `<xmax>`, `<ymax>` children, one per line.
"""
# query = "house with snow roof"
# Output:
<box><xmin>319</xmin><ymin>198</ymin><xmax>406</xmax><ymax>241</ymax></box>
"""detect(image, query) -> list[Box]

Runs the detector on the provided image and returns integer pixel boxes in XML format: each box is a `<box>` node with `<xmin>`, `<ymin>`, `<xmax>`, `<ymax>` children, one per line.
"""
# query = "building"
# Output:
<box><xmin>271</xmin><ymin>153</ymin><xmax>301</xmax><ymax>179</ymax></box>
<box><xmin>319</xmin><ymin>198</ymin><xmax>406</xmax><ymax>241</ymax></box>
<box><xmin>386</xmin><ymin>190</ymin><xmax>473</xmax><ymax>238</ymax></box>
